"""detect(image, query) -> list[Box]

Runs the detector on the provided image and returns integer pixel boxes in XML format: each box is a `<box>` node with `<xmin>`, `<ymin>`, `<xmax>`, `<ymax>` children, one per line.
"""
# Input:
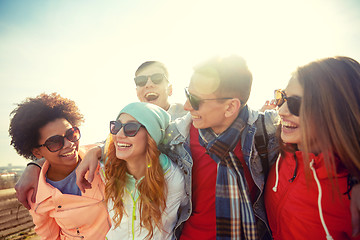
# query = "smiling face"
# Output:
<box><xmin>32</xmin><ymin>118</ymin><xmax>79</xmax><ymax>179</ymax></box>
<box><xmin>135</xmin><ymin>65</ymin><xmax>172</xmax><ymax>111</ymax></box>
<box><xmin>279</xmin><ymin>77</ymin><xmax>303</xmax><ymax>147</ymax></box>
<box><xmin>184</xmin><ymin>73</ymin><xmax>235</xmax><ymax>134</ymax></box>
<box><xmin>113</xmin><ymin>113</ymin><xmax>148</xmax><ymax>163</ymax></box>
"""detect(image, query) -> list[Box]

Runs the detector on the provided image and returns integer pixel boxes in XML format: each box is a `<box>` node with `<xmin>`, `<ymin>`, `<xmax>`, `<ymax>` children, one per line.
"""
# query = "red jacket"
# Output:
<box><xmin>29</xmin><ymin>161</ymin><xmax>111</xmax><ymax>239</ymax></box>
<box><xmin>265</xmin><ymin>151</ymin><xmax>359</xmax><ymax>240</ymax></box>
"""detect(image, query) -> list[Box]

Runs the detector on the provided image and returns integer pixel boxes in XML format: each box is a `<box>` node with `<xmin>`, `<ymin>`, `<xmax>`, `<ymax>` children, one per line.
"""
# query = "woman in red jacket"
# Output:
<box><xmin>265</xmin><ymin>56</ymin><xmax>360</xmax><ymax>240</ymax></box>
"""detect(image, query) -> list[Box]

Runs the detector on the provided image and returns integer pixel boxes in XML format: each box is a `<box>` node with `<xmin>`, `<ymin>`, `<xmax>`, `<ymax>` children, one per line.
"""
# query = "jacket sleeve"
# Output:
<box><xmin>264</xmin><ymin>109</ymin><xmax>279</xmax><ymax>135</ymax></box>
<box><xmin>28</xmin><ymin>190</ymin><xmax>61</xmax><ymax>240</ymax></box>
<box><xmin>264</xmin><ymin>109</ymin><xmax>280</xmax><ymax>168</ymax></box>
<box><xmin>29</xmin><ymin>208</ymin><xmax>61</xmax><ymax>240</ymax></box>
<box><xmin>161</xmin><ymin>164</ymin><xmax>186</xmax><ymax>239</ymax></box>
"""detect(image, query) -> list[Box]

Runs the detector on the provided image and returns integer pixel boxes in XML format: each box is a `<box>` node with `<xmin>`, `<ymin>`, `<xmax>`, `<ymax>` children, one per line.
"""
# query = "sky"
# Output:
<box><xmin>0</xmin><ymin>0</ymin><xmax>359</xmax><ymax>167</ymax></box>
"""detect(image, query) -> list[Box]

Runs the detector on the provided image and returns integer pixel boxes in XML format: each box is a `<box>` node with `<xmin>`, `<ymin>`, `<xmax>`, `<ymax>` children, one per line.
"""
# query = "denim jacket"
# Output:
<box><xmin>158</xmin><ymin>107</ymin><xmax>279</xmax><ymax>239</ymax></box>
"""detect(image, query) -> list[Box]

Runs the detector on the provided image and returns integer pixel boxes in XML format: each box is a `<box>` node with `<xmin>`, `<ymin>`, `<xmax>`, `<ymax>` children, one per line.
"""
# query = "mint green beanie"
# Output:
<box><xmin>117</xmin><ymin>102</ymin><xmax>170</xmax><ymax>145</ymax></box>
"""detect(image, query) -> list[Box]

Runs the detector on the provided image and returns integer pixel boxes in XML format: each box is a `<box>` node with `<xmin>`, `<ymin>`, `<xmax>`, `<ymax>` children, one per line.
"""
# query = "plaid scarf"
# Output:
<box><xmin>199</xmin><ymin>106</ymin><xmax>258</xmax><ymax>240</ymax></box>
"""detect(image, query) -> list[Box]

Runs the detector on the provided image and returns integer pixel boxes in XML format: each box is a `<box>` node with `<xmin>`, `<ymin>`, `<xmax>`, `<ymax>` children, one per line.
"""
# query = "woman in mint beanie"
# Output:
<box><xmin>103</xmin><ymin>102</ymin><xmax>186</xmax><ymax>240</ymax></box>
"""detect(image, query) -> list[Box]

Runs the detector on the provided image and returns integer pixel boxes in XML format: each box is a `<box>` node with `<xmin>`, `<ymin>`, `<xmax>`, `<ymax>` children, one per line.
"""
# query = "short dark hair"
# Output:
<box><xmin>9</xmin><ymin>93</ymin><xmax>84</xmax><ymax>160</ymax></box>
<box><xmin>135</xmin><ymin>61</ymin><xmax>169</xmax><ymax>79</ymax></box>
<box><xmin>192</xmin><ymin>55</ymin><xmax>252</xmax><ymax>105</ymax></box>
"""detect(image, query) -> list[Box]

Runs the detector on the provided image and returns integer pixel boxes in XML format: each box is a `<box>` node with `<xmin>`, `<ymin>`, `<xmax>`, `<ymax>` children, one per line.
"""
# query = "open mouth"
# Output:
<box><xmin>191</xmin><ymin>115</ymin><xmax>201</xmax><ymax>120</ymax></box>
<box><xmin>60</xmin><ymin>149</ymin><xmax>76</xmax><ymax>158</ymax></box>
<box><xmin>145</xmin><ymin>92</ymin><xmax>159</xmax><ymax>101</ymax></box>
<box><xmin>281</xmin><ymin>121</ymin><xmax>298</xmax><ymax>131</ymax></box>
<box><xmin>116</xmin><ymin>142</ymin><xmax>132</xmax><ymax>148</ymax></box>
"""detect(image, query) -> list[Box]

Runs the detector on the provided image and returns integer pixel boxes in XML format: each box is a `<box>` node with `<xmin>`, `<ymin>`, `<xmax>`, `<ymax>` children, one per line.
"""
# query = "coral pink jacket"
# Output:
<box><xmin>29</xmin><ymin>161</ymin><xmax>111</xmax><ymax>239</ymax></box>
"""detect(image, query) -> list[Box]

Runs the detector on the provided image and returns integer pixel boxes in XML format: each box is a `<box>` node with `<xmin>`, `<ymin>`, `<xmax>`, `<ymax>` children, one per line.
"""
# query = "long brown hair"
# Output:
<box><xmin>293</xmin><ymin>56</ymin><xmax>360</xmax><ymax>178</ymax></box>
<box><xmin>104</xmin><ymin>132</ymin><xmax>167</xmax><ymax>239</ymax></box>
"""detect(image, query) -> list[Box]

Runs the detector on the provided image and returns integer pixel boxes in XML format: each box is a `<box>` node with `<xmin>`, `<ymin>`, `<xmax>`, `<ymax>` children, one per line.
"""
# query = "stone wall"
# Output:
<box><xmin>0</xmin><ymin>189</ymin><xmax>35</xmax><ymax>239</ymax></box>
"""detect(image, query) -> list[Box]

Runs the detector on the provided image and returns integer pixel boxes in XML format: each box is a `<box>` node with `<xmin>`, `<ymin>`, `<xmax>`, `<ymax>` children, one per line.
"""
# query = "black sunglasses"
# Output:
<box><xmin>134</xmin><ymin>73</ymin><xmax>167</xmax><ymax>87</ymax></box>
<box><xmin>37</xmin><ymin>127</ymin><xmax>81</xmax><ymax>152</ymax></box>
<box><xmin>184</xmin><ymin>88</ymin><xmax>233</xmax><ymax>110</ymax></box>
<box><xmin>274</xmin><ymin>89</ymin><xmax>302</xmax><ymax>116</ymax></box>
<box><xmin>110</xmin><ymin>121</ymin><xmax>144</xmax><ymax>137</ymax></box>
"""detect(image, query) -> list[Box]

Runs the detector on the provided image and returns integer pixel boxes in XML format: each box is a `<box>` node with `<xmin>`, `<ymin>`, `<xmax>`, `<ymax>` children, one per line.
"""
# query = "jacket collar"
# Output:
<box><xmin>246</xmin><ymin>105</ymin><xmax>260</xmax><ymax>126</ymax></box>
<box><xmin>36</xmin><ymin>160</ymin><xmax>59</xmax><ymax>203</ymax></box>
<box><xmin>173</xmin><ymin>112</ymin><xmax>192</xmax><ymax>139</ymax></box>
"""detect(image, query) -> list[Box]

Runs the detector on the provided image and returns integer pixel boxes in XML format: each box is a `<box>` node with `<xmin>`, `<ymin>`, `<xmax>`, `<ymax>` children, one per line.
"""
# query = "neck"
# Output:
<box><xmin>126</xmin><ymin>158</ymin><xmax>147</xmax><ymax>180</ymax></box>
<box><xmin>163</xmin><ymin>102</ymin><xmax>170</xmax><ymax>111</ymax></box>
<box><xmin>47</xmin><ymin>161</ymin><xmax>78</xmax><ymax>181</ymax></box>
<box><xmin>297</xmin><ymin>142</ymin><xmax>321</xmax><ymax>155</ymax></box>
<box><xmin>211</xmin><ymin>112</ymin><xmax>239</xmax><ymax>135</ymax></box>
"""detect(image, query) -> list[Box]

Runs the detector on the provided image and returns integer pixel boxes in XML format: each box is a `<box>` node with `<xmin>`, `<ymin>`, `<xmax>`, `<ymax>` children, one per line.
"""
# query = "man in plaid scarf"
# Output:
<box><xmin>159</xmin><ymin>55</ymin><xmax>279</xmax><ymax>239</ymax></box>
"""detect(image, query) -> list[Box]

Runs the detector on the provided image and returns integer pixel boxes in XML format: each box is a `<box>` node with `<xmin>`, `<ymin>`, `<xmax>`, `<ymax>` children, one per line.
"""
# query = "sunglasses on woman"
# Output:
<box><xmin>274</xmin><ymin>89</ymin><xmax>301</xmax><ymax>116</ymax></box>
<box><xmin>184</xmin><ymin>88</ymin><xmax>233</xmax><ymax>111</ymax></box>
<box><xmin>37</xmin><ymin>127</ymin><xmax>81</xmax><ymax>152</ymax></box>
<box><xmin>134</xmin><ymin>73</ymin><xmax>167</xmax><ymax>87</ymax></box>
<box><xmin>110</xmin><ymin>121</ymin><xmax>144</xmax><ymax>137</ymax></box>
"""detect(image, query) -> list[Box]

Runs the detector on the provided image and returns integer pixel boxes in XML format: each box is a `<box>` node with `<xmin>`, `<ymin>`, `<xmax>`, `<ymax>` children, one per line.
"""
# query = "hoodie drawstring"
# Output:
<box><xmin>272</xmin><ymin>154</ymin><xmax>281</xmax><ymax>192</ymax></box>
<box><xmin>272</xmin><ymin>153</ymin><xmax>298</xmax><ymax>192</ymax></box>
<box><xmin>309</xmin><ymin>159</ymin><xmax>334</xmax><ymax>240</ymax></box>
<box><xmin>272</xmin><ymin>154</ymin><xmax>334</xmax><ymax>240</ymax></box>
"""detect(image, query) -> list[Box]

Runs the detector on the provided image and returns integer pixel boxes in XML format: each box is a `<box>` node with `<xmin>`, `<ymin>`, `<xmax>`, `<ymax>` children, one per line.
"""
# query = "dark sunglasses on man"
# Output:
<box><xmin>274</xmin><ymin>89</ymin><xmax>301</xmax><ymax>116</ymax></box>
<box><xmin>184</xmin><ymin>88</ymin><xmax>233</xmax><ymax>111</ymax></box>
<box><xmin>134</xmin><ymin>73</ymin><xmax>167</xmax><ymax>87</ymax></box>
<box><xmin>37</xmin><ymin>127</ymin><xmax>81</xmax><ymax>152</ymax></box>
<box><xmin>110</xmin><ymin>121</ymin><xmax>144</xmax><ymax>137</ymax></box>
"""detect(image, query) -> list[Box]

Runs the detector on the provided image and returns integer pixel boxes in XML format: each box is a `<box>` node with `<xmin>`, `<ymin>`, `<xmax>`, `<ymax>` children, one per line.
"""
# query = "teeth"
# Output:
<box><xmin>145</xmin><ymin>92</ymin><xmax>159</xmax><ymax>101</ymax></box>
<box><xmin>282</xmin><ymin>121</ymin><xmax>297</xmax><ymax>128</ymax></box>
<box><xmin>145</xmin><ymin>92</ymin><xmax>157</xmax><ymax>97</ymax></box>
<box><xmin>117</xmin><ymin>142</ymin><xmax>131</xmax><ymax>148</ymax></box>
<box><xmin>192</xmin><ymin>115</ymin><xmax>201</xmax><ymax>119</ymax></box>
<box><xmin>61</xmin><ymin>150</ymin><xmax>75</xmax><ymax>157</ymax></box>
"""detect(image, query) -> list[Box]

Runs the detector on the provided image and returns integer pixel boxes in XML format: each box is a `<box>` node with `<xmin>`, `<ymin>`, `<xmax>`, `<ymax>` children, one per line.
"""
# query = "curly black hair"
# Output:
<box><xmin>9</xmin><ymin>93</ymin><xmax>84</xmax><ymax>160</ymax></box>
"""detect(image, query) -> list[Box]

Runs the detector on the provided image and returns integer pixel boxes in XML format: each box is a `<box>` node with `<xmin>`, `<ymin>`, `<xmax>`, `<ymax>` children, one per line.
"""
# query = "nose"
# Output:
<box><xmin>115</xmin><ymin>127</ymin><xmax>126</xmax><ymax>138</ymax></box>
<box><xmin>144</xmin><ymin>76</ymin><xmax>155</xmax><ymax>87</ymax></box>
<box><xmin>278</xmin><ymin>101</ymin><xmax>289</xmax><ymax>117</ymax></box>
<box><xmin>183</xmin><ymin>98</ymin><xmax>193</xmax><ymax>111</ymax></box>
<box><xmin>63</xmin><ymin>137</ymin><xmax>75</xmax><ymax>148</ymax></box>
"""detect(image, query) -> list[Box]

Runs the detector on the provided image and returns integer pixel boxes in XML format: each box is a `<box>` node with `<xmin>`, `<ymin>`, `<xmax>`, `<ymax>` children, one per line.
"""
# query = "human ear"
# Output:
<box><xmin>31</xmin><ymin>148</ymin><xmax>43</xmax><ymax>160</ymax></box>
<box><xmin>167</xmin><ymin>84</ymin><xmax>173</xmax><ymax>97</ymax></box>
<box><xmin>224</xmin><ymin>98</ymin><xmax>241</xmax><ymax>118</ymax></box>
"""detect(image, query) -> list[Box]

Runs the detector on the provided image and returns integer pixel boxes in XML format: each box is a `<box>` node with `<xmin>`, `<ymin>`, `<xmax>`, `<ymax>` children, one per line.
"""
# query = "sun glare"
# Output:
<box><xmin>1</xmin><ymin>0</ymin><xmax>359</xmax><ymax>166</ymax></box>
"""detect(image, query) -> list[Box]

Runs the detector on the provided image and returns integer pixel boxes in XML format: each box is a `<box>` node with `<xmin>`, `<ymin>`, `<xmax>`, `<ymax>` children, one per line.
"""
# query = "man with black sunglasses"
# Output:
<box><xmin>158</xmin><ymin>55</ymin><xmax>279</xmax><ymax>239</ymax></box>
<box><xmin>134</xmin><ymin>61</ymin><xmax>187</xmax><ymax>120</ymax></box>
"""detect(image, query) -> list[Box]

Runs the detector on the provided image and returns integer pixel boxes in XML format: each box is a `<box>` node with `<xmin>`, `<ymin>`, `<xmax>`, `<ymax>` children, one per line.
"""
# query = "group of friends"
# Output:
<box><xmin>9</xmin><ymin>55</ymin><xmax>360</xmax><ymax>239</ymax></box>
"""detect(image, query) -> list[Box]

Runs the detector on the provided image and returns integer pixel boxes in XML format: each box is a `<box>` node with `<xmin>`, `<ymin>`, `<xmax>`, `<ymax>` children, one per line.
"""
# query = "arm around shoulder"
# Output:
<box><xmin>76</xmin><ymin>145</ymin><xmax>103</xmax><ymax>193</ymax></box>
<box><xmin>15</xmin><ymin>158</ymin><xmax>45</xmax><ymax>209</ymax></box>
<box><xmin>264</xmin><ymin>109</ymin><xmax>280</xmax><ymax>135</ymax></box>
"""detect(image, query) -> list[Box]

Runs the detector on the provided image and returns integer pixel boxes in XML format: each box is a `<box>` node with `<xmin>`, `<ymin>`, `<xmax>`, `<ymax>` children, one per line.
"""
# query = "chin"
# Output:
<box><xmin>281</xmin><ymin>134</ymin><xmax>300</xmax><ymax>145</ymax></box>
<box><xmin>191</xmin><ymin>121</ymin><xmax>203</xmax><ymax>130</ymax></box>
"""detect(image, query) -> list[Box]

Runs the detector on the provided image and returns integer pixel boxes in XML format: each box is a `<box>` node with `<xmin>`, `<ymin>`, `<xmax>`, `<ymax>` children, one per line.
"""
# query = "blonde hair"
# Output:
<box><xmin>295</xmin><ymin>56</ymin><xmax>360</xmax><ymax>178</ymax></box>
<box><xmin>104</xmin><ymin>133</ymin><xmax>167</xmax><ymax>239</ymax></box>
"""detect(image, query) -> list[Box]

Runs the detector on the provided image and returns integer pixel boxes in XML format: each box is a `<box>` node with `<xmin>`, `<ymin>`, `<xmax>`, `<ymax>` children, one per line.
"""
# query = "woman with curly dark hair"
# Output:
<box><xmin>9</xmin><ymin>93</ymin><xmax>111</xmax><ymax>239</ymax></box>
